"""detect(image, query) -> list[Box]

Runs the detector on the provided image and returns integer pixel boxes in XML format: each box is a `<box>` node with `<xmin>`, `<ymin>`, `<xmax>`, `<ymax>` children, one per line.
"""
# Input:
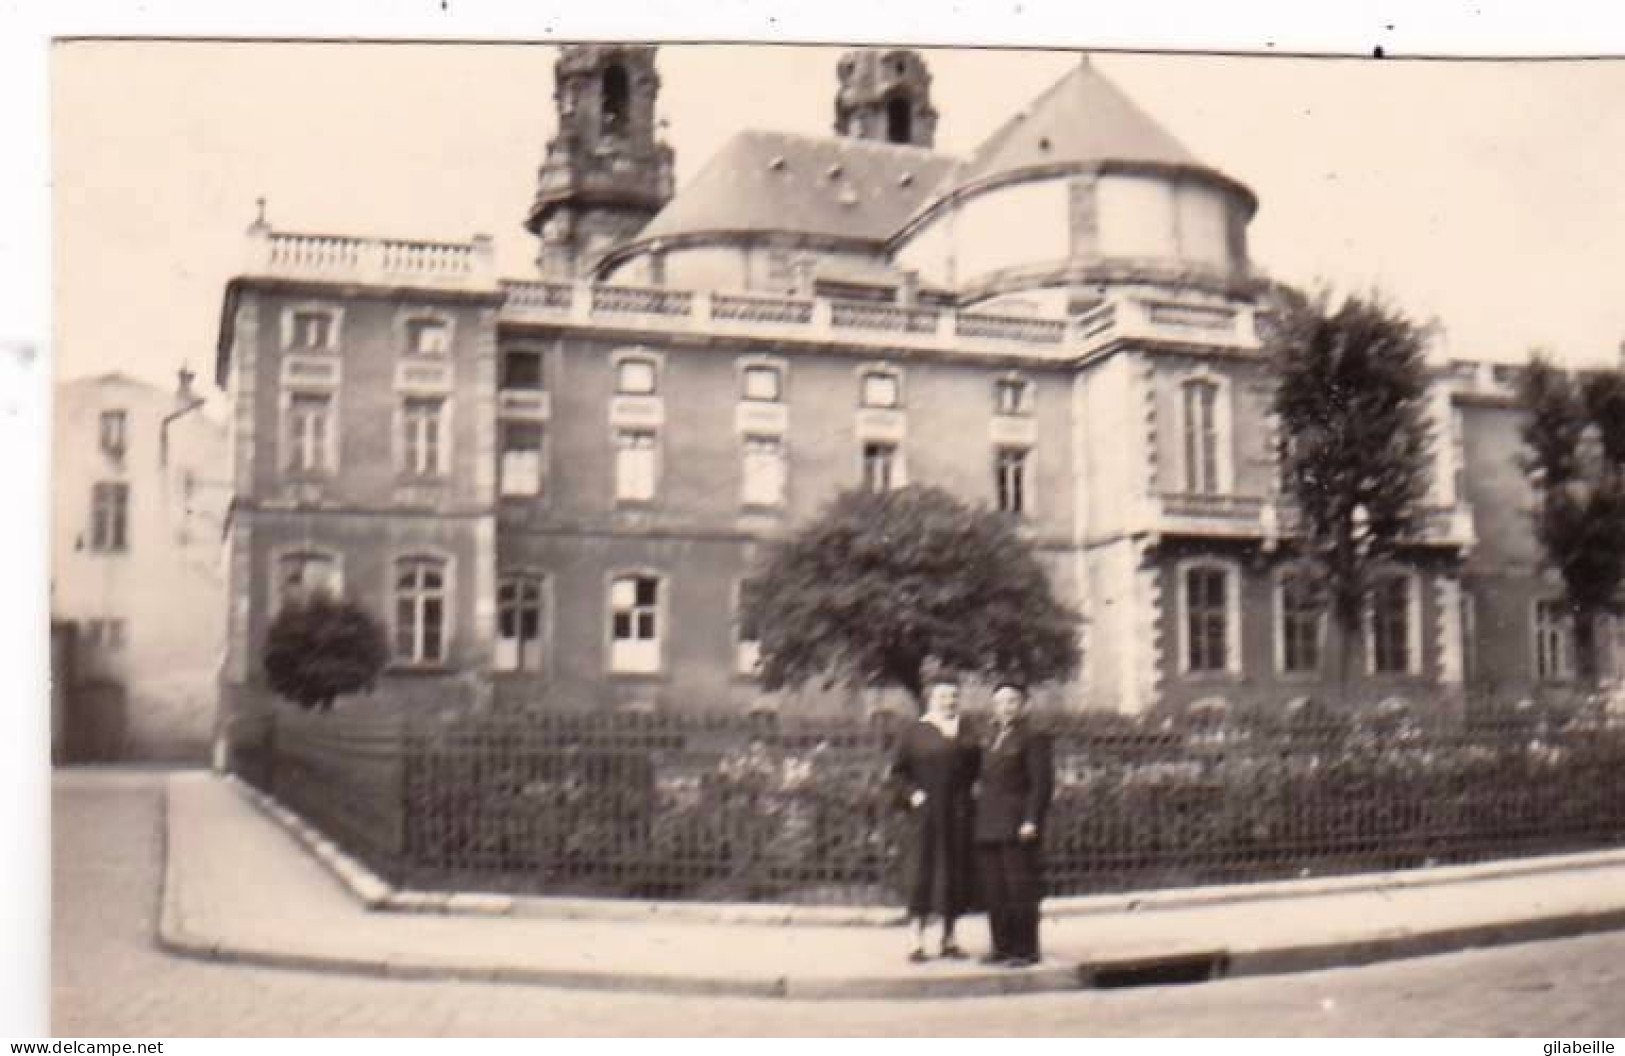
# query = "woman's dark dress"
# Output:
<box><xmin>891</xmin><ymin>719</ymin><xmax>980</xmax><ymax>920</ymax></box>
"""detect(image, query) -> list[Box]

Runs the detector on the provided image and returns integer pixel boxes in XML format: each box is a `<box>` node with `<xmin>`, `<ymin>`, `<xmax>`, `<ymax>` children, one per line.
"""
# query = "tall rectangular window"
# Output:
<box><xmin>1279</xmin><ymin>572</ymin><xmax>1323</xmax><ymax>674</ymax></box>
<box><xmin>1599</xmin><ymin>614</ymin><xmax>1625</xmax><ymax>683</ymax></box>
<box><xmin>290</xmin><ymin>310</ymin><xmax>334</xmax><ymax>352</ymax></box>
<box><xmin>394</xmin><ymin>557</ymin><xmax>448</xmax><ymax>665</ymax></box>
<box><xmin>742</xmin><ymin>435</ymin><xmax>786</xmax><ymax>507</ymax></box>
<box><xmin>502</xmin><ymin>350</ymin><xmax>544</xmax><ymax>390</ymax></box>
<box><xmin>861</xmin><ymin>370</ymin><xmax>900</xmax><ymax>409</ymax></box>
<box><xmin>1535</xmin><ymin>600</ymin><xmax>1574</xmax><ymax>683</ymax></box>
<box><xmin>995</xmin><ymin>448</ymin><xmax>1030</xmax><ymax>514</ymax></box>
<box><xmin>1372</xmin><ymin>575</ymin><xmax>1414</xmax><ymax>675</ymax></box>
<box><xmin>736</xmin><ymin>578</ymin><xmax>763</xmax><ymax>675</ymax></box>
<box><xmin>405</xmin><ymin>318</ymin><xmax>449</xmax><ymax>355</ymax></box>
<box><xmin>99</xmin><ymin>410</ymin><xmax>128</xmax><ymax>457</ymax></box>
<box><xmin>496</xmin><ymin>575</ymin><xmax>545</xmax><ymax>672</ymax></box>
<box><xmin>741</xmin><ymin>365</ymin><xmax>783</xmax><ymax>403</ymax></box>
<box><xmin>615</xmin><ymin>429</ymin><xmax>657</xmax><ymax>501</ymax></box>
<box><xmin>862</xmin><ymin>441</ymin><xmax>898</xmax><ymax>493</ymax></box>
<box><xmin>1185</xmin><ymin>565</ymin><xmax>1230</xmax><ymax>673</ymax></box>
<box><xmin>90</xmin><ymin>483</ymin><xmax>129</xmax><ymax>552</ymax></box>
<box><xmin>500</xmin><ymin>422</ymin><xmax>545</xmax><ymax>498</ymax></box>
<box><xmin>1182</xmin><ymin>379</ymin><xmax>1221</xmax><ymax>494</ymax></box>
<box><xmin>1461</xmin><ymin>590</ymin><xmax>1478</xmax><ymax>683</ymax></box>
<box><xmin>286</xmin><ymin>393</ymin><xmax>333</xmax><ymax>473</ymax></box>
<box><xmin>994</xmin><ymin>378</ymin><xmax>1032</xmax><ymax>416</ymax></box>
<box><xmin>616</xmin><ymin>358</ymin><xmax>658</xmax><ymax>396</ymax></box>
<box><xmin>610</xmin><ymin>575</ymin><xmax>660</xmax><ymax>673</ymax></box>
<box><xmin>402</xmin><ymin>398</ymin><xmax>446</xmax><ymax>477</ymax></box>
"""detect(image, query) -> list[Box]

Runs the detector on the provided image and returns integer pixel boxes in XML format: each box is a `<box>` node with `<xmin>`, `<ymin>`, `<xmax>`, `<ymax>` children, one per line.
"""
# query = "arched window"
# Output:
<box><xmin>601</xmin><ymin>64</ymin><xmax>629</xmax><ymax>136</ymax></box>
<box><xmin>277</xmin><ymin>550</ymin><xmax>342</xmax><ymax>609</ymax></box>
<box><xmin>395</xmin><ymin>556</ymin><xmax>449</xmax><ymax>665</ymax></box>
<box><xmin>886</xmin><ymin>96</ymin><xmax>913</xmax><ymax>144</ymax></box>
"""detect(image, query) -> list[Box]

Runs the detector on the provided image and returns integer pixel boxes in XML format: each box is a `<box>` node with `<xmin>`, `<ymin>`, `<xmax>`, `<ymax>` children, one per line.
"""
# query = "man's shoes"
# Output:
<box><xmin>978</xmin><ymin>951</ymin><xmax>1009</xmax><ymax>966</ymax></box>
<box><xmin>939</xmin><ymin>942</ymin><xmax>967</xmax><ymax>960</ymax></box>
<box><xmin>908</xmin><ymin>949</ymin><xmax>929</xmax><ymax>964</ymax></box>
<box><xmin>1004</xmin><ymin>955</ymin><xmax>1040</xmax><ymax>968</ymax></box>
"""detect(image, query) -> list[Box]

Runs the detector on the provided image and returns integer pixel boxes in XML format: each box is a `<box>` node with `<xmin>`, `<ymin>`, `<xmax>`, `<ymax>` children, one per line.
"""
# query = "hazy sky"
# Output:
<box><xmin>50</xmin><ymin>41</ymin><xmax>1625</xmax><ymax>398</ymax></box>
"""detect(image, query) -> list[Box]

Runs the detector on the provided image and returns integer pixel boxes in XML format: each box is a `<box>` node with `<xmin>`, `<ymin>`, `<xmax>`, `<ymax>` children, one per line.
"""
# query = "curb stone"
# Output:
<box><xmin>165</xmin><ymin>775</ymin><xmax>1625</xmax><ymax>1000</ymax></box>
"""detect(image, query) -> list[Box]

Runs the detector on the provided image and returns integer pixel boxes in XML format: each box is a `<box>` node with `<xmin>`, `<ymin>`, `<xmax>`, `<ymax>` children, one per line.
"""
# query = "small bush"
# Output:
<box><xmin>263</xmin><ymin>594</ymin><xmax>388</xmax><ymax>711</ymax></box>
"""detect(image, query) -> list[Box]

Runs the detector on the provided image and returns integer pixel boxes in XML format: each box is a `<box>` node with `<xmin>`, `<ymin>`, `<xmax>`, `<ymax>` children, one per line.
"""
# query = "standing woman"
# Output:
<box><xmin>891</xmin><ymin>672</ymin><xmax>980</xmax><ymax>962</ymax></box>
<box><xmin>974</xmin><ymin>682</ymin><xmax>1055</xmax><ymax>967</ymax></box>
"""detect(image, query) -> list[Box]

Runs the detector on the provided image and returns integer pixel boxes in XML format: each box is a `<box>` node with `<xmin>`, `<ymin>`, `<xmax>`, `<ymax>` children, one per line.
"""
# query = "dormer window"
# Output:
<box><xmin>616</xmin><ymin>357</ymin><xmax>657</xmax><ymax>396</ymax></box>
<box><xmin>99</xmin><ymin>410</ymin><xmax>128</xmax><ymax>458</ymax></box>
<box><xmin>860</xmin><ymin>368</ymin><xmax>901</xmax><ymax>409</ymax></box>
<box><xmin>405</xmin><ymin>318</ymin><xmax>450</xmax><ymax>356</ymax></box>
<box><xmin>741</xmin><ymin>364</ymin><xmax>783</xmax><ymax>403</ymax></box>
<box><xmin>289</xmin><ymin>310</ymin><xmax>334</xmax><ymax>352</ymax></box>
<box><xmin>994</xmin><ymin>377</ymin><xmax>1033</xmax><ymax>417</ymax></box>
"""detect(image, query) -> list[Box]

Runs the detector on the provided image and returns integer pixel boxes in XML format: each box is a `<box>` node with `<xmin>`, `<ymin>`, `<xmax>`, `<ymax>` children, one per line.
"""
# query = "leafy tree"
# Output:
<box><xmin>741</xmin><ymin>485</ymin><xmax>1082</xmax><ymax>708</ymax></box>
<box><xmin>263</xmin><ymin>593</ymin><xmax>389</xmax><ymax>711</ymax></box>
<box><xmin>1268</xmin><ymin>289</ymin><xmax>1436</xmax><ymax>689</ymax></box>
<box><xmin>1518</xmin><ymin>355</ymin><xmax>1625</xmax><ymax>683</ymax></box>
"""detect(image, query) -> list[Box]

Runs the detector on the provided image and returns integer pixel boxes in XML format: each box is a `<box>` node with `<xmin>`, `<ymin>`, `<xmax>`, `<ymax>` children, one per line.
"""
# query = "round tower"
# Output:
<box><xmin>527</xmin><ymin>45</ymin><xmax>676</xmax><ymax>278</ymax></box>
<box><xmin>833</xmin><ymin>48</ymin><xmax>939</xmax><ymax>148</ymax></box>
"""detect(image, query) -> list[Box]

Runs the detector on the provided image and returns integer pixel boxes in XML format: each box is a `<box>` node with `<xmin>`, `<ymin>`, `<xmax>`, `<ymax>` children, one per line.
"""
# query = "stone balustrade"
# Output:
<box><xmin>499</xmin><ymin>278</ymin><xmax>1266</xmax><ymax>361</ymax></box>
<box><xmin>247</xmin><ymin>226</ymin><xmax>496</xmax><ymax>288</ymax></box>
<box><xmin>244</xmin><ymin>225</ymin><xmax>1268</xmax><ymax>358</ymax></box>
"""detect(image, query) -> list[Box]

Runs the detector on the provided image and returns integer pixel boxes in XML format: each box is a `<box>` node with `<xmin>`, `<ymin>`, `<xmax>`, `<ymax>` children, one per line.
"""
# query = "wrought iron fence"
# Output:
<box><xmin>231</xmin><ymin>704</ymin><xmax>1625</xmax><ymax>904</ymax></box>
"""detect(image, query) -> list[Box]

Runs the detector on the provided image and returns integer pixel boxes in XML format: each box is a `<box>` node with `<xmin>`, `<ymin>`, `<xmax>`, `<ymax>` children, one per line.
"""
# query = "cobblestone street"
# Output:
<box><xmin>52</xmin><ymin>774</ymin><xmax>1625</xmax><ymax>1037</ymax></box>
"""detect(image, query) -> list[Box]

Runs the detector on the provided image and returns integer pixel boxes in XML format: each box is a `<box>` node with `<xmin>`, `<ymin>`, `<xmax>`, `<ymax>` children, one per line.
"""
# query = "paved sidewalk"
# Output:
<box><xmin>161</xmin><ymin>771</ymin><xmax>1625</xmax><ymax>1000</ymax></box>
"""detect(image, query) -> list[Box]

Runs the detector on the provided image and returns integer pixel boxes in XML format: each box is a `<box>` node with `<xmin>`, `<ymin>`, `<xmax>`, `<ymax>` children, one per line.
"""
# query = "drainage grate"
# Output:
<box><xmin>1084</xmin><ymin>951</ymin><xmax>1231</xmax><ymax>989</ymax></box>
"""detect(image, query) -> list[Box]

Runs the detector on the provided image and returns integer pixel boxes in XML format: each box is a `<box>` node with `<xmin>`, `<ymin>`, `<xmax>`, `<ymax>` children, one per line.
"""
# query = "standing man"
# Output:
<box><xmin>974</xmin><ymin>682</ymin><xmax>1054</xmax><ymax>967</ymax></box>
<box><xmin>891</xmin><ymin>671</ymin><xmax>980</xmax><ymax>962</ymax></box>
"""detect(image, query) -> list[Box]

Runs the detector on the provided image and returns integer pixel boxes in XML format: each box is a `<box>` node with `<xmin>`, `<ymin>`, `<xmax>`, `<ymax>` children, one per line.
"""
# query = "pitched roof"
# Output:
<box><xmin>633</xmin><ymin>130</ymin><xmax>960</xmax><ymax>245</ymax></box>
<box><xmin>950</xmin><ymin>56</ymin><xmax>1202</xmax><ymax>191</ymax></box>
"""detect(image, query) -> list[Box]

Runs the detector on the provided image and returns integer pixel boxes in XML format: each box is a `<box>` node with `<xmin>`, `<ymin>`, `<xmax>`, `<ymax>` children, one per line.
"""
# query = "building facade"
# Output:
<box><xmin>53</xmin><ymin>371</ymin><xmax>229</xmax><ymax>759</ymax></box>
<box><xmin>215</xmin><ymin>47</ymin><xmax>1599</xmax><ymax>721</ymax></box>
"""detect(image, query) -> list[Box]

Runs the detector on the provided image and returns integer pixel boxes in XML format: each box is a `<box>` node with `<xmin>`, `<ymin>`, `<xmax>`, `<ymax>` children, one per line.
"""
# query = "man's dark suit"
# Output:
<box><xmin>973</xmin><ymin>721</ymin><xmax>1055</xmax><ymax>961</ymax></box>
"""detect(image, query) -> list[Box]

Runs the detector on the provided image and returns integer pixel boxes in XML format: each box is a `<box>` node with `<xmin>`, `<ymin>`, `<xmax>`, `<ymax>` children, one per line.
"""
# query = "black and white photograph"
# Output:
<box><xmin>37</xmin><ymin>22</ymin><xmax>1625</xmax><ymax>1038</ymax></box>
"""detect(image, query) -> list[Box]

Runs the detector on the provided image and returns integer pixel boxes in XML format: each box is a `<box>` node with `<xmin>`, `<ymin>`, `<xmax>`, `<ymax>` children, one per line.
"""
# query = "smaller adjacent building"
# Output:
<box><xmin>51</xmin><ymin>371</ymin><xmax>229</xmax><ymax>761</ymax></box>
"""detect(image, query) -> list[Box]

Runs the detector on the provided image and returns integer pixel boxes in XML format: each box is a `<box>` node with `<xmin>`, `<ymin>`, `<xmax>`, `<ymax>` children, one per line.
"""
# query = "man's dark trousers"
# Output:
<box><xmin>978</xmin><ymin>840</ymin><xmax>1042</xmax><ymax>959</ymax></box>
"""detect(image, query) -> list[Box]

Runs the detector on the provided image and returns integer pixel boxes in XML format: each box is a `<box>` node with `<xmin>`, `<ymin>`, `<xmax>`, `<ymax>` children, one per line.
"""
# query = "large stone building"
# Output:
<box><xmin>214</xmin><ymin>46</ymin><xmax>1602</xmax><ymax>720</ymax></box>
<box><xmin>53</xmin><ymin>371</ymin><xmax>229</xmax><ymax>759</ymax></box>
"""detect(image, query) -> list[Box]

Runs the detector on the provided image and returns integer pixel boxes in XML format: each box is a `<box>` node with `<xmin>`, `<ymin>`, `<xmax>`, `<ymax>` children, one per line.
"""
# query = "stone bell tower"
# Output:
<box><xmin>833</xmin><ymin>48</ymin><xmax>938</xmax><ymax>148</ymax></box>
<box><xmin>526</xmin><ymin>45</ymin><xmax>676</xmax><ymax>278</ymax></box>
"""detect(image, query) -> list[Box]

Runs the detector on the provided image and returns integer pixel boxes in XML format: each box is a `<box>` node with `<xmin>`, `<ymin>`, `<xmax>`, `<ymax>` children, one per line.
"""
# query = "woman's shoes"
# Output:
<box><xmin>939</xmin><ymin>942</ymin><xmax>967</xmax><ymax>960</ymax></box>
<box><xmin>908</xmin><ymin>949</ymin><xmax>929</xmax><ymax>963</ymax></box>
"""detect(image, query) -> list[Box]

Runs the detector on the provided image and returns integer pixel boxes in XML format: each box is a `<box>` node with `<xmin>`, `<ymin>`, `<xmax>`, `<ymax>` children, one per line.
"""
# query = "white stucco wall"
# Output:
<box><xmin>53</xmin><ymin>376</ymin><xmax>229</xmax><ymax>758</ymax></box>
<box><xmin>1097</xmin><ymin>173</ymin><xmax>1235</xmax><ymax>267</ymax></box>
<box><xmin>895</xmin><ymin>177</ymin><xmax>1072</xmax><ymax>290</ymax></box>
